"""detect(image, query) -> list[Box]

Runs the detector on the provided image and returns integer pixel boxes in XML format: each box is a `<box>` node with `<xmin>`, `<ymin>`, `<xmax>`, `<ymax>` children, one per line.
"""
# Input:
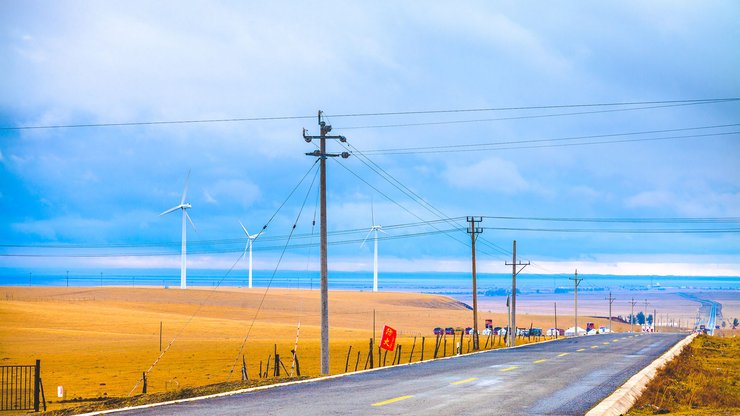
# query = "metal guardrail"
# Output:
<box><xmin>1</xmin><ymin>360</ymin><xmax>43</xmax><ymax>412</ymax></box>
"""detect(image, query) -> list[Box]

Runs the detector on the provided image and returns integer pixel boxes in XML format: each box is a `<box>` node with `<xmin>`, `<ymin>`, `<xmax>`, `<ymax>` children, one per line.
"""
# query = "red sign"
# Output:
<box><xmin>380</xmin><ymin>325</ymin><xmax>397</xmax><ymax>351</ymax></box>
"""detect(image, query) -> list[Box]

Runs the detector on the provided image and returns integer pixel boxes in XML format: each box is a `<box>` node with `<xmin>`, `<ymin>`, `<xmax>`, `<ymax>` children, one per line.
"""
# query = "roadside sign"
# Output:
<box><xmin>380</xmin><ymin>325</ymin><xmax>397</xmax><ymax>351</ymax></box>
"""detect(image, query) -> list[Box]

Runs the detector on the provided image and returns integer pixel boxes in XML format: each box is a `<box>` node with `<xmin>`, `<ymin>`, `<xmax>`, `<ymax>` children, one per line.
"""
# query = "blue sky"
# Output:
<box><xmin>1</xmin><ymin>1</ymin><xmax>739</xmax><ymax>277</ymax></box>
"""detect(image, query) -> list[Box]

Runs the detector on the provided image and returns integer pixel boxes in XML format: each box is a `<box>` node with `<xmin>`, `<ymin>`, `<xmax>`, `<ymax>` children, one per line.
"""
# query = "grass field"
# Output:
<box><xmin>627</xmin><ymin>332</ymin><xmax>740</xmax><ymax>415</ymax></box>
<box><xmin>0</xmin><ymin>286</ymin><xmax>629</xmax><ymax>413</ymax></box>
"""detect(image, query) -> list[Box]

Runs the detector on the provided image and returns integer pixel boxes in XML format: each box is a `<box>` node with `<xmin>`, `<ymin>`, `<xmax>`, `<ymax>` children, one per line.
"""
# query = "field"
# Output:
<box><xmin>627</xmin><ymin>332</ymin><xmax>740</xmax><ymax>415</ymax></box>
<box><xmin>0</xmin><ymin>286</ymin><xmax>628</xmax><ymax>412</ymax></box>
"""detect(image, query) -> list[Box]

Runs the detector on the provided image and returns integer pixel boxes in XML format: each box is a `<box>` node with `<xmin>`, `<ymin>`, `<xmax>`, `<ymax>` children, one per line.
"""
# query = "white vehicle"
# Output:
<box><xmin>482</xmin><ymin>328</ymin><xmax>492</xmax><ymax>336</ymax></box>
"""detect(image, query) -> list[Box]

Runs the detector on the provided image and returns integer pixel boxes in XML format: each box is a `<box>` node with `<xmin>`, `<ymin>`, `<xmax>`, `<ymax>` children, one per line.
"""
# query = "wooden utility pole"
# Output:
<box><xmin>467</xmin><ymin>216</ymin><xmax>482</xmax><ymax>350</ymax></box>
<box><xmin>303</xmin><ymin>110</ymin><xmax>350</xmax><ymax>375</ymax></box>
<box><xmin>505</xmin><ymin>240</ymin><xmax>529</xmax><ymax>347</ymax></box>
<box><xmin>569</xmin><ymin>270</ymin><xmax>583</xmax><ymax>336</ymax></box>
<box><xmin>605</xmin><ymin>292</ymin><xmax>616</xmax><ymax>333</ymax></box>
<box><xmin>629</xmin><ymin>298</ymin><xmax>637</xmax><ymax>333</ymax></box>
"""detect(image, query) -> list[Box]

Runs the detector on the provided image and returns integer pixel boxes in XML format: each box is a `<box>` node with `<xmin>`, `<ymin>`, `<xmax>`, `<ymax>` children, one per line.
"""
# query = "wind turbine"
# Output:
<box><xmin>160</xmin><ymin>170</ymin><xmax>196</xmax><ymax>289</ymax></box>
<box><xmin>239</xmin><ymin>221</ymin><xmax>262</xmax><ymax>289</ymax></box>
<box><xmin>361</xmin><ymin>202</ymin><xmax>385</xmax><ymax>292</ymax></box>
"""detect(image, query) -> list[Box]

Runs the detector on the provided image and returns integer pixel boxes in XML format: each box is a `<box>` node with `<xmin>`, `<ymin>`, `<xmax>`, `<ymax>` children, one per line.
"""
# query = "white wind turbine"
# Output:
<box><xmin>160</xmin><ymin>170</ymin><xmax>196</xmax><ymax>289</ymax></box>
<box><xmin>239</xmin><ymin>221</ymin><xmax>263</xmax><ymax>289</ymax></box>
<box><xmin>361</xmin><ymin>202</ymin><xmax>386</xmax><ymax>292</ymax></box>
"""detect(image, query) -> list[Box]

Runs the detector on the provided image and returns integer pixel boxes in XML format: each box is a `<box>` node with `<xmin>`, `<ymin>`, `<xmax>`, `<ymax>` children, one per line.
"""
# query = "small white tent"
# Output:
<box><xmin>565</xmin><ymin>326</ymin><xmax>586</xmax><ymax>336</ymax></box>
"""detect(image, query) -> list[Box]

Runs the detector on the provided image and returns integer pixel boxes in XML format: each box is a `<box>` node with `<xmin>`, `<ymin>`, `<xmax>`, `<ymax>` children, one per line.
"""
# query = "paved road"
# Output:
<box><xmin>117</xmin><ymin>333</ymin><xmax>686</xmax><ymax>416</ymax></box>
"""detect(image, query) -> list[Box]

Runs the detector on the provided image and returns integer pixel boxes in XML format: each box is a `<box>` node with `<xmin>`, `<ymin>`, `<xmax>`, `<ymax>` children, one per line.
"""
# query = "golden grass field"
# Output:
<box><xmin>2</xmin><ymin>286</ymin><xmax>632</xmax><ymax>412</ymax></box>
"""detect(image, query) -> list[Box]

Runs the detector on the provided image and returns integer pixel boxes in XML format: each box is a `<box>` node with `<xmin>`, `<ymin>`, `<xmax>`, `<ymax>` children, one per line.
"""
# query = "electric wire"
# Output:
<box><xmin>227</xmin><ymin>159</ymin><xmax>320</xmax><ymax>380</ymax></box>
<box><xmin>4</xmin><ymin>98</ymin><xmax>737</xmax><ymax>130</ymax></box>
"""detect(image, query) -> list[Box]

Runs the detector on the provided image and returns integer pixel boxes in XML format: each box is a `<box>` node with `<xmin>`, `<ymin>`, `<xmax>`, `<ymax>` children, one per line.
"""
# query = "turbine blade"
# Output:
<box><xmin>180</xmin><ymin>169</ymin><xmax>191</xmax><ymax>205</ymax></box>
<box><xmin>371</xmin><ymin>197</ymin><xmax>375</xmax><ymax>226</ymax></box>
<box><xmin>360</xmin><ymin>228</ymin><xmax>373</xmax><ymax>248</ymax></box>
<box><xmin>160</xmin><ymin>205</ymin><xmax>180</xmax><ymax>216</ymax></box>
<box><xmin>378</xmin><ymin>228</ymin><xmax>388</xmax><ymax>235</ymax></box>
<box><xmin>239</xmin><ymin>221</ymin><xmax>249</xmax><ymax>236</ymax></box>
<box><xmin>185</xmin><ymin>210</ymin><xmax>197</xmax><ymax>232</ymax></box>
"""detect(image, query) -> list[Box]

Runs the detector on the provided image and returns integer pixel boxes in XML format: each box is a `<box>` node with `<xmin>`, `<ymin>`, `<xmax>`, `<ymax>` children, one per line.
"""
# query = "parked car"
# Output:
<box><xmin>493</xmin><ymin>326</ymin><xmax>502</xmax><ymax>335</ymax></box>
<box><xmin>481</xmin><ymin>328</ymin><xmax>492</xmax><ymax>336</ymax></box>
<box><xmin>433</xmin><ymin>327</ymin><xmax>443</xmax><ymax>335</ymax></box>
<box><xmin>444</xmin><ymin>327</ymin><xmax>455</xmax><ymax>335</ymax></box>
<box><xmin>530</xmin><ymin>328</ymin><xmax>542</xmax><ymax>336</ymax></box>
<box><xmin>465</xmin><ymin>327</ymin><xmax>474</xmax><ymax>335</ymax></box>
<box><xmin>517</xmin><ymin>328</ymin><xmax>528</xmax><ymax>336</ymax></box>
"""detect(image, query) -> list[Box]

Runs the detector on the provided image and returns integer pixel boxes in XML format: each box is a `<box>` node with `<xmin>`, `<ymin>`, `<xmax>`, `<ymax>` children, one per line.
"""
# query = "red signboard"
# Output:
<box><xmin>380</xmin><ymin>325</ymin><xmax>397</xmax><ymax>351</ymax></box>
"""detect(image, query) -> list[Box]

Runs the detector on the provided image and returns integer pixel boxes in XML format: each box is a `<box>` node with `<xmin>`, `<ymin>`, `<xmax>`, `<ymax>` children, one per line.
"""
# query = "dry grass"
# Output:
<box><xmin>0</xmin><ymin>286</ymin><xmax>620</xmax><ymax>414</ymax></box>
<box><xmin>628</xmin><ymin>334</ymin><xmax>740</xmax><ymax>415</ymax></box>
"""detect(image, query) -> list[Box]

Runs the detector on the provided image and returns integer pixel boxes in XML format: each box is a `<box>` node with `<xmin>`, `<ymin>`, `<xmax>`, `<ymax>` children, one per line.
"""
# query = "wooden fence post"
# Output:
<box><xmin>142</xmin><ymin>372</ymin><xmax>147</xmax><ymax>394</ymax></box>
<box><xmin>369</xmin><ymin>338</ymin><xmax>374</xmax><ymax>369</ymax></box>
<box><xmin>241</xmin><ymin>355</ymin><xmax>248</xmax><ymax>381</ymax></box>
<box><xmin>408</xmin><ymin>337</ymin><xmax>417</xmax><ymax>364</ymax></box>
<box><xmin>290</xmin><ymin>350</ymin><xmax>301</xmax><ymax>377</ymax></box>
<box><xmin>354</xmin><ymin>350</ymin><xmax>361</xmax><ymax>372</ymax></box>
<box><xmin>344</xmin><ymin>346</ymin><xmax>352</xmax><ymax>373</ymax></box>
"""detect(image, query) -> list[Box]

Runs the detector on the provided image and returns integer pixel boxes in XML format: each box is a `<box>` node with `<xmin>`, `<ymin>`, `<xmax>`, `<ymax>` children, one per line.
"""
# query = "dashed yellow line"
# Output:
<box><xmin>557</xmin><ymin>352</ymin><xmax>570</xmax><ymax>357</ymax></box>
<box><xmin>500</xmin><ymin>366</ymin><xmax>519</xmax><ymax>372</ymax></box>
<box><xmin>534</xmin><ymin>359</ymin><xmax>547</xmax><ymax>363</ymax></box>
<box><xmin>602</xmin><ymin>342</ymin><xmax>610</xmax><ymax>345</ymax></box>
<box><xmin>590</xmin><ymin>345</ymin><xmax>599</xmax><ymax>349</ymax></box>
<box><xmin>577</xmin><ymin>348</ymin><xmax>586</xmax><ymax>352</ymax></box>
<box><xmin>612</xmin><ymin>340</ymin><xmax>619</xmax><ymax>343</ymax></box>
<box><xmin>372</xmin><ymin>395</ymin><xmax>414</xmax><ymax>407</ymax></box>
<box><xmin>451</xmin><ymin>377</ymin><xmax>477</xmax><ymax>385</ymax></box>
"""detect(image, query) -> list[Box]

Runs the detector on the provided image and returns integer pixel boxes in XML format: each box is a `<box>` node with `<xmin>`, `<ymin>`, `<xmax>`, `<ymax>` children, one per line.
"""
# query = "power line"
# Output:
<box><xmin>3</xmin><ymin>98</ymin><xmax>737</xmax><ymax>130</ymax></box>
<box><xmin>337</xmin><ymin>101</ymin><xmax>740</xmax><ymax>130</ymax></box>
<box><xmin>358</xmin><ymin>123</ymin><xmax>740</xmax><ymax>155</ymax></box>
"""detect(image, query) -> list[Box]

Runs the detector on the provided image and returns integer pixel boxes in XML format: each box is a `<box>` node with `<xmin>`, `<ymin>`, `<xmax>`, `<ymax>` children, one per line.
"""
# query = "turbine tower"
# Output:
<box><xmin>239</xmin><ymin>221</ymin><xmax>262</xmax><ymax>289</ymax></box>
<box><xmin>361</xmin><ymin>202</ymin><xmax>385</xmax><ymax>292</ymax></box>
<box><xmin>160</xmin><ymin>170</ymin><xmax>196</xmax><ymax>289</ymax></box>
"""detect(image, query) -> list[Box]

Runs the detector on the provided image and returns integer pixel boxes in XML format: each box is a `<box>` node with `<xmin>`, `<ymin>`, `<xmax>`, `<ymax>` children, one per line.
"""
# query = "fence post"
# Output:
<box><xmin>344</xmin><ymin>346</ymin><xmax>352</xmax><ymax>373</ymax></box>
<box><xmin>354</xmin><ymin>350</ymin><xmax>361</xmax><ymax>372</ymax></box>
<box><xmin>368</xmin><ymin>338</ymin><xmax>374</xmax><ymax>369</ymax></box>
<box><xmin>408</xmin><ymin>337</ymin><xmax>417</xmax><ymax>364</ymax></box>
<box><xmin>290</xmin><ymin>350</ymin><xmax>301</xmax><ymax>377</ymax></box>
<box><xmin>274</xmin><ymin>354</ymin><xmax>280</xmax><ymax>377</ymax></box>
<box><xmin>241</xmin><ymin>355</ymin><xmax>248</xmax><ymax>381</ymax></box>
<box><xmin>142</xmin><ymin>372</ymin><xmax>147</xmax><ymax>394</ymax></box>
<box><xmin>421</xmin><ymin>337</ymin><xmax>425</xmax><ymax>361</ymax></box>
<box><xmin>34</xmin><ymin>360</ymin><xmax>40</xmax><ymax>412</ymax></box>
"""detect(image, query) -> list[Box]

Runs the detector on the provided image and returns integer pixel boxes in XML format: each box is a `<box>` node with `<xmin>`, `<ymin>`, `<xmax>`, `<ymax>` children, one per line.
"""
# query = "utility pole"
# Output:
<box><xmin>505</xmin><ymin>240</ymin><xmax>529</xmax><ymax>347</ymax></box>
<box><xmin>643</xmin><ymin>299</ymin><xmax>649</xmax><ymax>332</ymax></box>
<box><xmin>554</xmin><ymin>302</ymin><xmax>558</xmax><ymax>338</ymax></box>
<box><xmin>629</xmin><ymin>298</ymin><xmax>637</xmax><ymax>333</ymax></box>
<box><xmin>654</xmin><ymin>308</ymin><xmax>657</xmax><ymax>333</ymax></box>
<box><xmin>467</xmin><ymin>217</ymin><xmax>482</xmax><ymax>350</ymax></box>
<box><xmin>303</xmin><ymin>110</ymin><xmax>350</xmax><ymax>375</ymax></box>
<box><xmin>605</xmin><ymin>292</ymin><xmax>616</xmax><ymax>333</ymax></box>
<box><xmin>569</xmin><ymin>270</ymin><xmax>583</xmax><ymax>336</ymax></box>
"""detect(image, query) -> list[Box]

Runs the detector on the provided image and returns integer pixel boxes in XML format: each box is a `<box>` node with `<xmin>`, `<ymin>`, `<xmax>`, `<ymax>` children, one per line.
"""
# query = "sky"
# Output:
<box><xmin>1</xmin><ymin>1</ymin><xmax>739</xmax><ymax>279</ymax></box>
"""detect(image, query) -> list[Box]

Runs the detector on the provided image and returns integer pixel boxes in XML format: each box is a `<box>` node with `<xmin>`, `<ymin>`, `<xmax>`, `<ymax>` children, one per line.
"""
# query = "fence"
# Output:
<box><xmin>0</xmin><ymin>360</ymin><xmax>45</xmax><ymax>412</ymax></box>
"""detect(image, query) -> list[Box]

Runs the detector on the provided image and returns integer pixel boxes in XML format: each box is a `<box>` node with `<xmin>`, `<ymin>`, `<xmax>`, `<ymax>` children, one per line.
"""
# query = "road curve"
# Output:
<box><xmin>113</xmin><ymin>332</ymin><xmax>686</xmax><ymax>416</ymax></box>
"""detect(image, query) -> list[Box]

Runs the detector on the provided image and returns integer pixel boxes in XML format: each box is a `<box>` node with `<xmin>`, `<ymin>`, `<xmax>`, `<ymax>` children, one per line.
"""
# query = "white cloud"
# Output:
<box><xmin>444</xmin><ymin>157</ymin><xmax>529</xmax><ymax>193</ymax></box>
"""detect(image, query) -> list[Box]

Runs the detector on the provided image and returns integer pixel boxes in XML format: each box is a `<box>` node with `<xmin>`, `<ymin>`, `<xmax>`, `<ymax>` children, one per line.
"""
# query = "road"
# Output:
<box><xmin>681</xmin><ymin>293</ymin><xmax>722</xmax><ymax>334</ymax></box>
<box><xmin>116</xmin><ymin>332</ymin><xmax>686</xmax><ymax>416</ymax></box>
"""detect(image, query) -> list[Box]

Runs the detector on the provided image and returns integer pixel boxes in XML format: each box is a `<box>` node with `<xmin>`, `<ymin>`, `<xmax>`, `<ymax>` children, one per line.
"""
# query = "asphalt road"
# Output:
<box><xmin>116</xmin><ymin>332</ymin><xmax>686</xmax><ymax>416</ymax></box>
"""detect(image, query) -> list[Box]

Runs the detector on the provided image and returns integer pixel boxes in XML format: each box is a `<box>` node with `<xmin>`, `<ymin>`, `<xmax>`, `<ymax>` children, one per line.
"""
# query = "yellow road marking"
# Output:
<box><xmin>534</xmin><ymin>359</ymin><xmax>547</xmax><ymax>363</ymax></box>
<box><xmin>602</xmin><ymin>342</ymin><xmax>610</xmax><ymax>345</ymax></box>
<box><xmin>612</xmin><ymin>340</ymin><xmax>619</xmax><ymax>343</ymax></box>
<box><xmin>500</xmin><ymin>366</ymin><xmax>519</xmax><ymax>372</ymax></box>
<box><xmin>557</xmin><ymin>352</ymin><xmax>570</xmax><ymax>357</ymax></box>
<box><xmin>576</xmin><ymin>348</ymin><xmax>586</xmax><ymax>352</ymax></box>
<box><xmin>591</xmin><ymin>345</ymin><xmax>599</xmax><ymax>349</ymax></box>
<box><xmin>372</xmin><ymin>395</ymin><xmax>414</xmax><ymax>407</ymax></box>
<box><xmin>451</xmin><ymin>377</ymin><xmax>478</xmax><ymax>385</ymax></box>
